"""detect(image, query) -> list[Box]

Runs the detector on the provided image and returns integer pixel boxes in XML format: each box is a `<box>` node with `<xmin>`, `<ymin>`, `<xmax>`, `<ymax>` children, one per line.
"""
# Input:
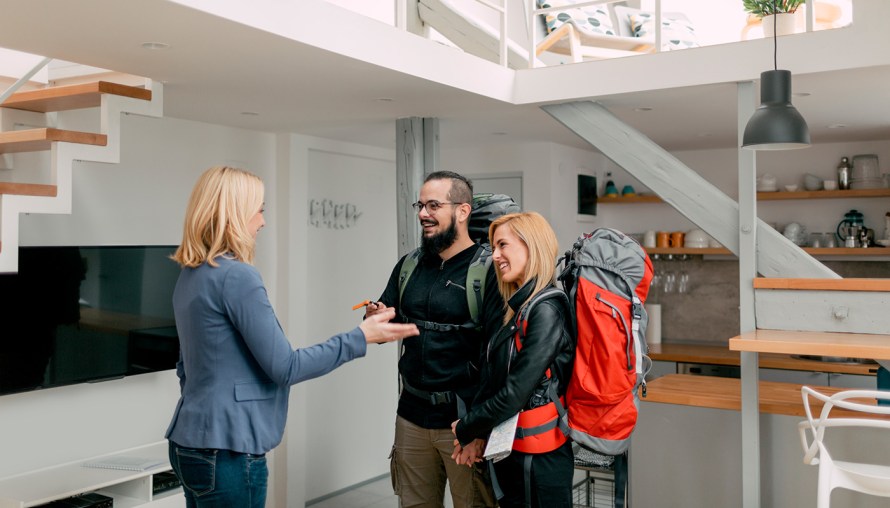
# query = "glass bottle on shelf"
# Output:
<box><xmin>837</xmin><ymin>156</ymin><xmax>851</xmax><ymax>190</ymax></box>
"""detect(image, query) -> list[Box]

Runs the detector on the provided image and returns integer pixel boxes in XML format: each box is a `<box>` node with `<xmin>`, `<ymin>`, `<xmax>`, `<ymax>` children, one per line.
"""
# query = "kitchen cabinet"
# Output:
<box><xmin>645</xmin><ymin>359</ymin><xmax>677</xmax><ymax>381</ymax></box>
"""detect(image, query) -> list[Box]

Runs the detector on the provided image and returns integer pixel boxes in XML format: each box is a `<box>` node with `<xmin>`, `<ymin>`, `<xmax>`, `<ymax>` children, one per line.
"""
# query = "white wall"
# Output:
<box><xmin>303</xmin><ymin>141</ymin><xmax>399</xmax><ymax>499</ymax></box>
<box><xmin>0</xmin><ymin>114</ymin><xmax>276</xmax><ymax>479</ymax></box>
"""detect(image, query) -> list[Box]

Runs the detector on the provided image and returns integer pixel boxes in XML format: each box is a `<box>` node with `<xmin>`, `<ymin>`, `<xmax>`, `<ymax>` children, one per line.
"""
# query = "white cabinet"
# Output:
<box><xmin>0</xmin><ymin>442</ymin><xmax>183</xmax><ymax>508</ymax></box>
<box><xmin>646</xmin><ymin>360</ymin><xmax>677</xmax><ymax>381</ymax></box>
<box><xmin>759</xmin><ymin>368</ymin><xmax>827</xmax><ymax>385</ymax></box>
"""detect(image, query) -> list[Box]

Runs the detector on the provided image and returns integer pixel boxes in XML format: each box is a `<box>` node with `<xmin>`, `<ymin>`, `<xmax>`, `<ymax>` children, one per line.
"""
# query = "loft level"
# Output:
<box><xmin>0</xmin><ymin>81</ymin><xmax>151</xmax><ymax>113</ymax></box>
<box><xmin>0</xmin><ymin>128</ymin><xmax>107</xmax><ymax>154</ymax></box>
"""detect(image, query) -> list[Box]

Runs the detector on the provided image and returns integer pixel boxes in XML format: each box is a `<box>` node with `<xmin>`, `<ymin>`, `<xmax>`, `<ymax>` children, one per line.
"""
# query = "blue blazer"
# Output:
<box><xmin>165</xmin><ymin>256</ymin><xmax>366</xmax><ymax>454</ymax></box>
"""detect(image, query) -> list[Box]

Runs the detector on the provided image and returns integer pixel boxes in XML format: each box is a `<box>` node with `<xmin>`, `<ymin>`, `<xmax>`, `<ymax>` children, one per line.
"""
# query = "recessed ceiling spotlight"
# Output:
<box><xmin>793</xmin><ymin>92</ymin><xmax>811</xmax><ymax>97</ymax></box>
<box><xmin>375</xmin><ymin>97</ymin><xmax>394</xmax><ymax>102</ymax></box>
<box><xmin>634</xmin><ymin>107</ymin><xmax>653</xmax><ymax>112</ymax></box>
<box><xmin>240</xmin><ymin>111</ymin><xmax>259</xmax><ymax>116</ymax></box>
<box><xmin>828</xmin><ymin>123</ymin><xmax>847</xmax><ymax>129</ymax></box>
<box><xmin>141</xmin><ymin>42</ymin><xmax>170</xmax><ymax>50</ymax></box>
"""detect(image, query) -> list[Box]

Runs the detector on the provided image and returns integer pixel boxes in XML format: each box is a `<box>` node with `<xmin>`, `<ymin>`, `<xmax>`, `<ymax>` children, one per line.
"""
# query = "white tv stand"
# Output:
<box><xmin>0</xmin><ymin>441</ymin><xmax>183</xmax><ymax>508</ymax></box>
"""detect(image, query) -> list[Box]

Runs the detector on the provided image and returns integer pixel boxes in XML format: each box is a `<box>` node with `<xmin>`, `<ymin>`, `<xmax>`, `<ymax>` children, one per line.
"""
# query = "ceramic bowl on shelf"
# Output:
<box><xmin>876</xmin><ymin>239</ymin><xmax>890</xmax><ymax>247</ymax></box>
<box><xmin>784</xmin><ymin>184</ymin><xmax>799</xmax><ymax>192</ymax></box>
<box><xmin>684</xmin><ymin>229</ymin><xmax>709</xmax><ymax>248</ymax></box>
<box><xmin>803</xmin><ymin>173</ymin><xmax>823</xmax><ymax>191</ymax></box>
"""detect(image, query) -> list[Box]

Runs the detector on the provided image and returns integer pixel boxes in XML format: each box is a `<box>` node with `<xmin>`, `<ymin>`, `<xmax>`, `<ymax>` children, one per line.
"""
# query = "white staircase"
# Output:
<box><xmin>0</xmin><ymin>79</ymin><xmax>163</xmax><ymax>272</ymax></box>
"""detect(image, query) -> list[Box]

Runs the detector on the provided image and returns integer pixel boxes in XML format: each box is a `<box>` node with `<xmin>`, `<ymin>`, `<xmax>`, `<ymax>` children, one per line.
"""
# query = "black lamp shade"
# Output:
<box><xmin>742</xmin><ymin>70</ymin><xmax>811</xmax><ymax>150</ymax></box>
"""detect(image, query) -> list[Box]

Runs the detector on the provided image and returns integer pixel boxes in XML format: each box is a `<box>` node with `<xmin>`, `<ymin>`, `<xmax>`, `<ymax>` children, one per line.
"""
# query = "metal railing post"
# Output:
<box><xmin>0</xmin><ymin>57</ymin><xmax>52</xmax><ymax>105</ymax></box>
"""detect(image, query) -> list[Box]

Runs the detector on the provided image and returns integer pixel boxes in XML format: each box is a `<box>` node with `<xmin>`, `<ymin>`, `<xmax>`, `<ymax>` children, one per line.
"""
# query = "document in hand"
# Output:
<box><xmin>483</xmin><ymin>413</ymin><xmax>519</xmax><ymax>463</ymax></box>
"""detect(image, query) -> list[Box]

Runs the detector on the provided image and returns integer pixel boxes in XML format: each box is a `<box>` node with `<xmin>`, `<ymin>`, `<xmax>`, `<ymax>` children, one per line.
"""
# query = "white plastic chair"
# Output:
<box><xmin>799</xmin><ymin>386</ymin><xmax>890</xmax><ymax>508</ymax></box>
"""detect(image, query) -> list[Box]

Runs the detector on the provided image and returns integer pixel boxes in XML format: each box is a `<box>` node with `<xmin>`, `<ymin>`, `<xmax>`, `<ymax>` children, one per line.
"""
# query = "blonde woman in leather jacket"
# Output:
<box><xmin>451</xmin><ymin>212</ymin><xmax>574</xmax><ymax>508</ymax></box>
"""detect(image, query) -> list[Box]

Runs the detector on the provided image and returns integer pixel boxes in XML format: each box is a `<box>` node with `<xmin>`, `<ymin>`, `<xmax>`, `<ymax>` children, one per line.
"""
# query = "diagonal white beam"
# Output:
<box><xmin>541</xmin><ymin>100</ymin><xmax>837</xmax><ymax>279</ymax></box>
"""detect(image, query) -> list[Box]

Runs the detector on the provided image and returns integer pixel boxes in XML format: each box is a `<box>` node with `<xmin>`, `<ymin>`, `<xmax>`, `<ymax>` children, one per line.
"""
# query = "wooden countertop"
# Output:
<box><xmin>729</xmin><ymin>330</ymin><xmax>890</xmax><ymax>361</ymax></box>
<box><xmin>648</xmin><ymin>343</ymin><xmax>879</xmax><ymax>375</ymax></box>
<box><xmin>644</xmin><ymin>374</ymin><xmax>888</xmax><ymax>418</ymax></box>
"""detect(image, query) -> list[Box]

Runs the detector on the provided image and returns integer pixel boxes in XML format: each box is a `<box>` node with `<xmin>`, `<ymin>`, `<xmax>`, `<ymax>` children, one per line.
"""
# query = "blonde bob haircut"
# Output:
<box><xmin>173</xmin><ymin>166</ymin><xmax>264</xmax><ymax>268</ymax></box>
<box><xmin>488</xmin><ymin>211</ymin><xmax>559</xmax><ymax>324</ymax></box>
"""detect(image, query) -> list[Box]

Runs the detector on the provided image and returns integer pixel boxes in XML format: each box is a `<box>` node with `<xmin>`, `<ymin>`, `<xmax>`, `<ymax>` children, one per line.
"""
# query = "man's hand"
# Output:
<box><xmin>364</xmin><ymin>301</ymin><xmax>388</xmax><ymax>319</ymax></box>
<box><xmin>359</xmin><ymin>308</ymin><xmax>418</xmax><ymax>344</ymax></box>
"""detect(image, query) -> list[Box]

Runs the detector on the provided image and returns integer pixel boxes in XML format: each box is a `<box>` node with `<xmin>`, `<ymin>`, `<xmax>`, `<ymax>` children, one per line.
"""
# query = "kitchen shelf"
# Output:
<box><xmin>644</xmin><ymin>247</ymin><xmax>889</xmax><ymax>257</ymax></box>
<box><xmin>757</xmin><ymin>188</ymin><xmax>890</xmax><ymax>200</ymax></box>
<box><xmin>598</xmin><ymin>188</ymin><xmax>890</xmax><ymax>204</ymax></box>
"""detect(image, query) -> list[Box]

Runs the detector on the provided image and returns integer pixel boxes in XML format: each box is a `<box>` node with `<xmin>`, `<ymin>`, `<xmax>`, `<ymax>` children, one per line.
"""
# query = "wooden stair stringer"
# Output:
<box><xmin>0</xmin><ymin>80</ymin><xmax>164</xmax><ymax>273</ymax></box>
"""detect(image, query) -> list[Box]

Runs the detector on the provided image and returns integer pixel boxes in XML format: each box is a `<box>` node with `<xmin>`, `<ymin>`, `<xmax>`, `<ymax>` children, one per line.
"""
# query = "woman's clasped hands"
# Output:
<box><xmin>450</xmin><ymin>420</ymin><xmax>485</xmax><ymax>467</ymax></box>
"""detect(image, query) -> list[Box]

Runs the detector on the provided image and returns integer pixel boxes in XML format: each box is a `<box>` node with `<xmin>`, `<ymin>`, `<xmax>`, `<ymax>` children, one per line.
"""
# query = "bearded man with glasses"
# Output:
<box><xmin>366</xmin><ymin>171</ymin><xmax>502</xmax><ymax>508</ymax></box>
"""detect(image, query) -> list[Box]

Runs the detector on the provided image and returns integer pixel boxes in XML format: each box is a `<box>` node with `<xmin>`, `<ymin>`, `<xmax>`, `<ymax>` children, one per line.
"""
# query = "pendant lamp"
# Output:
<box><xmin>742</xmin><ymin>0</ymin><xmax>810</xmax><ymax>150</ymax></box>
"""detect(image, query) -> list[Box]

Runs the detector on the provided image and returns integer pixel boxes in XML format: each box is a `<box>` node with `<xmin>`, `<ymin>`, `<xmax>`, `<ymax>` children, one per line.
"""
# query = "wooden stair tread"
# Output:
<box><xmin>1</xmin><ymin>81</ymin><xmax>151</xmax><ymax>112</ymax></box>
<box><xmin>0</xmin><ymin>182</ymin><xmax>57</xmax><ymax>197</ymax></box>
<box><xmin>0</xmin><ymin>128</ymin><xmax>107</xmax><ymax>154</ymax></box>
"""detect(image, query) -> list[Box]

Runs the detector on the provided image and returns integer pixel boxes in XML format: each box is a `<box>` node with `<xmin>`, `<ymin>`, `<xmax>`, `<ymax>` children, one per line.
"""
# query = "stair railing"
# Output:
<box><xmin>0</xmin><ymin>57</ymin><xmax>52</xmax><ymax>105</ymax></box>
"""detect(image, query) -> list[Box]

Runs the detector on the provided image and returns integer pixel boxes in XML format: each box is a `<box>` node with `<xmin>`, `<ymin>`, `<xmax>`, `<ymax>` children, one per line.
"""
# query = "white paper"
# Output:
<box><xmin>483</xmin><ymin>413</ymin><xmax>519</xmax><ymax>463</ymax></box>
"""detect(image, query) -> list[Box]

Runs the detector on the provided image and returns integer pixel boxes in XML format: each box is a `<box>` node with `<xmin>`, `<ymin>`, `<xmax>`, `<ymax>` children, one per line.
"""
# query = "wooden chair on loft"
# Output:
<box><xmin>533</xmin><ymin>0</ymin><xmax>651</xmax><ymax>62</ymax></box>
<box><xmin>533</xmin><ymin>1</ymin><xmax>698</xmax><ymax>63</ymax></box>
<box><xmin>799</xmin><ymin>386</ymin><xmax>890</xmax><ymax>507</ymax></box>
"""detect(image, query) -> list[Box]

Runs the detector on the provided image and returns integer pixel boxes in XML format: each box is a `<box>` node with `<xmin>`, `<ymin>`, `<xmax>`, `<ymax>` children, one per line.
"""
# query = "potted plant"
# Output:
<box><xmin>742</xmin><ymin>0</ymin><xmax>805</xmax><ymax>36</ymax></box>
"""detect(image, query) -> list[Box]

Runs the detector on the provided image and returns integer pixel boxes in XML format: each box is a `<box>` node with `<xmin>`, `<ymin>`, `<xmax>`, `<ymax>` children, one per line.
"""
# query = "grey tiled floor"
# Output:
<box><xmin>309</xmin><ymin>475</ymin><xmax>454</xmax><ymax>508</ymax></box>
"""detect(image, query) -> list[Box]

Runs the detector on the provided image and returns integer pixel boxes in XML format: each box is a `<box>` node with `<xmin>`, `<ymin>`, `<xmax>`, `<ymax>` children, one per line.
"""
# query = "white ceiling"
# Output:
<box><xmin>1</xmin><ymin>0</ymin><xmax>889</xmax><ymax>153</ymax></box>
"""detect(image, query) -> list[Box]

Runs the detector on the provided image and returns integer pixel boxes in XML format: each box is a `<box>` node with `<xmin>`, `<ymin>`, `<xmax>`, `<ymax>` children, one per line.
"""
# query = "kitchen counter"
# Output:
<box><xmin>644</xmin><ymin>374</ymin><xmax>886</xmax><ymax>417</ymax></box>
<box><xmin>648</xmin><ymin>342</ymin><xmax>879</xmax><ymax>376</ymax></box>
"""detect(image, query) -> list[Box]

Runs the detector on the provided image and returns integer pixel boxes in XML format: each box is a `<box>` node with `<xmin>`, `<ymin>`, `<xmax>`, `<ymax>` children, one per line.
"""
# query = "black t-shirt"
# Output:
<box><xmin>378</xmin><ymin>243</ymin><xmax>504</xmax><ymax>429</ymax></box>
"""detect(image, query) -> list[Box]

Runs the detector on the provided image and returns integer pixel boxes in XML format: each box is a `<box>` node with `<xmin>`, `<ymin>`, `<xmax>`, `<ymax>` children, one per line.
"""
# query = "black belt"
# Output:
<box><xmin>401</xmin><ymin>379</ymin><xmax>454</xmax><ymax>405</ymax></box>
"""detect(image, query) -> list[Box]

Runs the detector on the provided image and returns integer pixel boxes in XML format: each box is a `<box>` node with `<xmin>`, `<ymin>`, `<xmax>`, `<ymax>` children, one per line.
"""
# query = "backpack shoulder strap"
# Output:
<box><xmin>465</xmin><ymin>243</ymin><xmax>491</xmax><ymax>329</ymax></box>
<box><xmin>397</xmin><ymin>248</ymin><xmax>422</xmax><ymax>309</ymax></box>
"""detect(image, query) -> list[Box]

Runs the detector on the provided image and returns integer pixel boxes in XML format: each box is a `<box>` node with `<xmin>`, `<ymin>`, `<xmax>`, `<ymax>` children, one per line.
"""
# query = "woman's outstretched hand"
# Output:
<box><xmin>359</xmin><ymin>307</ymin><xmax>418</xmax><ymax>344</ymax></box>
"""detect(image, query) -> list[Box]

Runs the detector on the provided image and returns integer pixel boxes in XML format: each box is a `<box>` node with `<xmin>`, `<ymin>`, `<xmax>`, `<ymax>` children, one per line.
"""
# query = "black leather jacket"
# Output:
<box><xmin>455</xmin><ymin>280</ymin><xmax>574</xmax><ymax>445</ymax></box>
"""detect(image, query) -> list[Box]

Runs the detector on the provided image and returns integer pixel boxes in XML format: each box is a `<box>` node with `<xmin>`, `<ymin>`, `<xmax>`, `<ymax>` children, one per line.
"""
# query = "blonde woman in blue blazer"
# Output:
<box><xmin>165</xmin><ymin>166</ymin><xmax>418</xmax><ymax>507</ymax></box>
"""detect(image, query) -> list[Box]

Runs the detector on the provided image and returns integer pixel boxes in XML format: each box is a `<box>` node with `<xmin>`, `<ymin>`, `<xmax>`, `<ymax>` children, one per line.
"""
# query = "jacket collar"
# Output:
<box><xmin>508</xmin><ymin>278</ymin><xmax>537</xmax><ymax>314</ymax></box>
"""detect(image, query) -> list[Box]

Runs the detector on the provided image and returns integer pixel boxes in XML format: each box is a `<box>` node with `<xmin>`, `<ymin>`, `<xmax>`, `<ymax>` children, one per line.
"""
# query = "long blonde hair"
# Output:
<box><xmin>489</xmin><ymin>212</ymin><xmax>559</xmax><ymax>324</ymax></box>
<box><xmin>173</xmin><ymin>166</ymin><xmax>264</xmax><ymax>268</ymax></box>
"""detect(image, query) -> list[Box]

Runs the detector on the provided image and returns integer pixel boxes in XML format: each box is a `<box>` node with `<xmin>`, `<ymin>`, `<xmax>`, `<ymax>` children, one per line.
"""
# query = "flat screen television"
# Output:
<box><xmin>0</xmin><ymin>245</ymin><xmax>181</xmax><ymax>397</ymax></box>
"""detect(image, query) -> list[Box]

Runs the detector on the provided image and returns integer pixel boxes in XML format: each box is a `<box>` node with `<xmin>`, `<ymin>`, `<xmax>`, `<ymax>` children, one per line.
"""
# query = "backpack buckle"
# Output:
<box><xmin>430</xmin><ymin>391</ymin><xmax>453</xmax><ymax>405</ymax></box>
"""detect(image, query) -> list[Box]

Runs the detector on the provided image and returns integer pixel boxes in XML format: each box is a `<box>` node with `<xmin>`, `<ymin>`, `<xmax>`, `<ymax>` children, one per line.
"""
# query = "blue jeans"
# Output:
<box><xmin>168</xmin><ymin>440</ymin><xmax>268</xmax><ymax>508</ymax></box>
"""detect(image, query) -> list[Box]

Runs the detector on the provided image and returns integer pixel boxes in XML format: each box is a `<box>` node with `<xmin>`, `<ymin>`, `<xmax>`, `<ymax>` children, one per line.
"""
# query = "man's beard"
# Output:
<box><xmin>421</xmin><ymin>213</ymin><xmax>458</xmax><ymax>256</ymax></box>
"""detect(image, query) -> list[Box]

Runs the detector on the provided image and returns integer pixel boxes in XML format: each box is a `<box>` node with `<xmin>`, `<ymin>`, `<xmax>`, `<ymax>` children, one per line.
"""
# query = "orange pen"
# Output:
<box><xmin>352</xmin><ymin>299</ymin><xmax>373</xmax><ymax>311</ymax></box>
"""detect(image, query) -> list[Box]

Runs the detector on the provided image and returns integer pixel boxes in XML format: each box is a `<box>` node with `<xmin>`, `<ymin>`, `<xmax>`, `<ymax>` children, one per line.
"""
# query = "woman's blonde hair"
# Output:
<box><xmin>172</xmin><ymin>166</ymin><xmax>264</xmax><ymax>268</ymax></box>
<box><xmin>488</xmin><ymin>212</ymin><xmax>559</xmax><ymax>324</ymax></box>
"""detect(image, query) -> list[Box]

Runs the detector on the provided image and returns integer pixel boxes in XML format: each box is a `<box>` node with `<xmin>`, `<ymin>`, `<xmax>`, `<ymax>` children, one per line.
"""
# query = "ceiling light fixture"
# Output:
<box><xmin>141</xmin><ymin>42</ymin><xmax>170</xmax><ymax>51</ymax></box>
<box><xmin>742</xmin><ymin>0</ymin><xmax>810</xmax><ymax>151</ymax></box>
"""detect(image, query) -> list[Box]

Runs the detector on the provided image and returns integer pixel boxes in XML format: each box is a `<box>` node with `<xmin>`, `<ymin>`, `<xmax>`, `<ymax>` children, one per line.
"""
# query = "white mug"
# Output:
<box><xmin>643</xmin><ymin>230</ymin><xmax>656</xmax><ymax>248</ymax></box>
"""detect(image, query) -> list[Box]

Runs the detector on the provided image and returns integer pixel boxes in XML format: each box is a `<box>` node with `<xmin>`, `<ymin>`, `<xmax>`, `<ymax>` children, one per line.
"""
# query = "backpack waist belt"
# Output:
<box><xmin>404</xmin><ymin>316</ymin><xmax>473</xmax><ymax>332</ymax></box>
<box><xmin>401</xmin><ymin>378</ymin><xmax>455</xmax><ymax>406</ymax></box>
<box><xmin>512</xmin><ymin>397</ymin><xmax>567</xmax><ymax>454</ymax></box>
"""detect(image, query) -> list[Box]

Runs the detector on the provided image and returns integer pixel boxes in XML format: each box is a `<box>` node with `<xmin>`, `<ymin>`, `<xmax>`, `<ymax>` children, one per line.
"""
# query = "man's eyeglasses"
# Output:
<box><xmin>411</xmin><ymin>200</ymin><xmax>461</xmax><ymax>213</ymax></box>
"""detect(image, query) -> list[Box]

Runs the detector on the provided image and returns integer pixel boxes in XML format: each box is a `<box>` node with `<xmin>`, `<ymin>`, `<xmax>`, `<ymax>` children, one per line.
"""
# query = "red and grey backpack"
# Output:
<box><xmin>557</xmin><ymin>228</ymin><xmax>654</xmax><ymax>456</ymax></box>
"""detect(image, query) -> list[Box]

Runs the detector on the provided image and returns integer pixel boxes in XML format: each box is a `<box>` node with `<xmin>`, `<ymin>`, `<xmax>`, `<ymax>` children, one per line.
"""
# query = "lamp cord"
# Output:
<box><xmin>773</xmin><ymin>0</ymin><xmax>778</xmax><ymax>70</ymax></box>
